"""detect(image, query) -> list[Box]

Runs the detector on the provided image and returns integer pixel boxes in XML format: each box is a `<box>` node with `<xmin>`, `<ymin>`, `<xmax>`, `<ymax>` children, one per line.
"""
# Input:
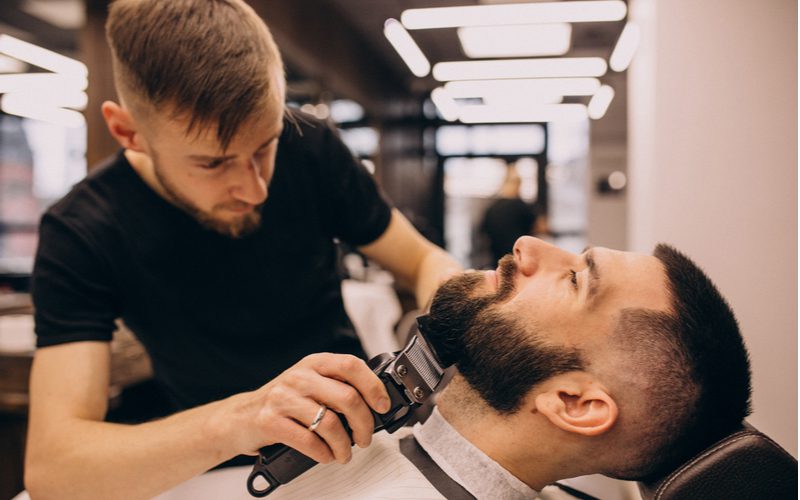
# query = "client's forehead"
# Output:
<box><xmin>598</xmin><ymin>248</ymin><xmax>672</xmax><ymax>313</ymax></box>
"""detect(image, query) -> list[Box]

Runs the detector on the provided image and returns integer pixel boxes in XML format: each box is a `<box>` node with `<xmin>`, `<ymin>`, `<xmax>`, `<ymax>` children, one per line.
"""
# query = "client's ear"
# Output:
<box><xmin>533</xmin><ymin>372</ymin><xmax>618</xmax><ymax>436</ymax></box>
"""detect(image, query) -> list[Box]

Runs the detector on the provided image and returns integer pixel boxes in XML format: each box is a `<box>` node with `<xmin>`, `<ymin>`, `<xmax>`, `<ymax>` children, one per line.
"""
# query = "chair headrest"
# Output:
<box><xmin>638</xmin><ymin>423</ymin><xmax>797</xmax><ymax>500</ymax></box>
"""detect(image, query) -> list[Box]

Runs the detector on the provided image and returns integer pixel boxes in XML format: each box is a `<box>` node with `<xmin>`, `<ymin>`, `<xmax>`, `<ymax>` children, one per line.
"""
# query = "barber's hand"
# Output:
<box><xmin>213</xmin><ymin>353</ymin><xmax>390</xmax><ymax>465</ymax></box>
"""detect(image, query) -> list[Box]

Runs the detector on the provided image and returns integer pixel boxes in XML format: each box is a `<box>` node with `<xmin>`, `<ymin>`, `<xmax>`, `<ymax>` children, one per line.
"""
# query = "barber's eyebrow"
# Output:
<box><xmin>583</xmin><ymin>247</ymin><xmax>601</xmax><ymax>305</ymax></box>
<box><xmin>187</xmin><ymin>132</ymin><xmax>281</xmax><ymax>162</ymax></box>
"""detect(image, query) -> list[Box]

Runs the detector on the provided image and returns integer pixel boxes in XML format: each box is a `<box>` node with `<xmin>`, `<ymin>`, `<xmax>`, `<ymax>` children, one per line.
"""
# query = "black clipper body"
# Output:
<box><xmin>246</xmin><ymin>317</ymin><xmax>447</xmax><ymax>497</ymax></box>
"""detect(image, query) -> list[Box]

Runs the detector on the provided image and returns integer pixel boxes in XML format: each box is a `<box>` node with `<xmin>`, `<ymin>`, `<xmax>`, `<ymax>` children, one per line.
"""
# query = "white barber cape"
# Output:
<box><xmin>149</xmin><ymin>407</ymin><xmax>640</xmax><ymax>500</ymax></box>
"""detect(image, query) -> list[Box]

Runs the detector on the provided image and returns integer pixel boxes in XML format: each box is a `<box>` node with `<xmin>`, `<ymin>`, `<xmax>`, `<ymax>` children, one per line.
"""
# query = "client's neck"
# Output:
<box><xmin>436</xmin><ymin>376</ymin><xmax>585</xmax><ymax>491</ymax></box>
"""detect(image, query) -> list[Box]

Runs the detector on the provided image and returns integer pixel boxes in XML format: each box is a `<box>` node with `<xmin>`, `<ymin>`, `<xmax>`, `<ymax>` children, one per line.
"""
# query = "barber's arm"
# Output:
<box><xmin>359</xmin><ymin>208</ymin><xmax>462</xmax><ymax>310</ymax></box>
<box><xmin>25</xmin><ymin>342</ymin><xmax>389</xmax><ymax>500</ymax></box>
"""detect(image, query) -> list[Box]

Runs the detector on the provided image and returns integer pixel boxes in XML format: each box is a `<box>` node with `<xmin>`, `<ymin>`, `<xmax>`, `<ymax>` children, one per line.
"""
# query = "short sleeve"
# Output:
<box><xmin>32</xmin><ymin>212</ymin><xmax>120</xmax><ymax>347</ymax></box>
<box><xmin>316</xmin><ymin>125</ymin><xmax>393</xmax><ymax>246</ymax></box>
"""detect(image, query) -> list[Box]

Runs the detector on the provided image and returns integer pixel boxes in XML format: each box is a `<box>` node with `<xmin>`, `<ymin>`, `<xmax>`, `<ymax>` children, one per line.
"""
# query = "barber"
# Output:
<box><xmin>24</xmin><ymin>0</ymin><xmax>461</xmax><ymax>498</ymax></box>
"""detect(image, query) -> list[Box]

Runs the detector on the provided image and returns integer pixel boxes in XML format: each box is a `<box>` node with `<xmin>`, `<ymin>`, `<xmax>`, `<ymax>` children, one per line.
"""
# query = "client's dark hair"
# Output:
<box><xmin>607</xmin><ymin>244</ymin><xmax>752</xmax><ymax>480</ymax></box>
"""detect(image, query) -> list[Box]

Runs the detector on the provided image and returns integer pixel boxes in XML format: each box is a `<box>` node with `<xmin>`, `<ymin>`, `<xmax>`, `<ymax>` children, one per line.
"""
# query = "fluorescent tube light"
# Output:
<box><xmin>2</xmin><ymin>90</ymin><xmax>88</xmax><ymax>111</ymax></box>
<box><xmin>444</xmin><ymin>78</ymin><xmax>601</xmax><ymax>100</ymax></box>
<box><xmin>0</xmin><ymin>55</ymin><xmax>26</xmax><ymax>73</ymax></box>
<box><xmin>431</xmin><ymin>87</ymin><xmax>459</xmax><ymax>122</ymax></box>
<box><xmin>0</xmin><ymin>94</ymin><xmax>85</xmax><ymax>128</ymax></box>
<box><xmin>458</xmin><ymin>23</ymin><xmax>572</xmax><ymax>58</ymax></box>
<box><xmin>402</xmin><ymin>1</ymin><xmax>626</xmax><ymax>29</ymax></box>
<box><xmin>384</xmin><ymin>18</ymin><xmax>430</xmax><ymax>77</ymax></box>
<box><xmin>588</xmin><ymin>85</ymin><xmax>614</xmax><ymax>119</ymax></box>
<box><xmin>459</xmin><ymin>104</ymin><xmax>588</xmax><ymax>123</ymax></box>
<box><xmin>433</xmin><ymin>57</ymin><xmax>607</xmax><ymax>81</ymax></box>
<box><xmin>0</xmin><ymin>34</ymin><xmax>87</xmax><ymax>77</ymax></box>
<box><xmin>0</xmin><ymin>73</ymin><xmax>88</xmax><ymax>93</ymax></box>
<box><xmin>609</xmin><ymin>22</ymin><xmax>641</xmax><ymax>72</ymax></box>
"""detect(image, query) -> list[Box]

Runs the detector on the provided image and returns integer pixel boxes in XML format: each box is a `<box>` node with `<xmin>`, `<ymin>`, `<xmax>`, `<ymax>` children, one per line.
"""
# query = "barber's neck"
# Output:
<box><xmin>124</xmin><ymin>149</ymin><xmax>171</xmax><ymax>202</ymax></box>
<box><xmin>436</xmin><ymin>376</ymin><xmax>591</xmax><ymax>491</ymax></box>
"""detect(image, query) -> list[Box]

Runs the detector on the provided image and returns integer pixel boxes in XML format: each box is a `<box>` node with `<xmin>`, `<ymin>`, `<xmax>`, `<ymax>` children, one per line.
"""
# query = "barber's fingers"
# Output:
<box><xmin>301</xmin><ymin>353</ymin><xmax>390</xmax><ymax>415</ymax></box>
<box><xmin>304</xmin><ymin>375</ymin><xmax>376</xmax><ymax>449</ymax></box>
<box><xmin>302</xmin><ymin>405</ymin><xmax>354</xmax><ymax>463</ymax></box>
<box><xmin>265</xmin><ymin>416</ymin><xmax>336</xmax><ymax>464</ymax></box>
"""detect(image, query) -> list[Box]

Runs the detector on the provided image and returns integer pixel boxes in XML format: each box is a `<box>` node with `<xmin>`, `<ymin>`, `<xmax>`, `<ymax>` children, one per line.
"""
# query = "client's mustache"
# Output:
<box><xmin>424</xmin><ymin>254</ymin><xmax>517</xmax><ymax>366</ymax></box>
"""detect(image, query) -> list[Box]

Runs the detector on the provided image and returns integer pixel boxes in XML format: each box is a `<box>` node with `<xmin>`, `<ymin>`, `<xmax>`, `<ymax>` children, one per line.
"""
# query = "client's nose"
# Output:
<box><xmin>513</xmin><ymin>236</ymin><xmax>542</xmax><ymax>276</ymax></box>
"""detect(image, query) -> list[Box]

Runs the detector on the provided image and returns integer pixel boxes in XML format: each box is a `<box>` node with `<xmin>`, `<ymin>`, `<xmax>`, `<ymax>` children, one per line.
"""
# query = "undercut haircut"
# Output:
<box><xmin>608</xmin><ymin>244</ymin><xmax>752</xmax><ymax>481</ymax></box>
<box><xmin>106</xmin><ymin>0</ymin><xmax>285</xmax><ymax>149</ymax></box>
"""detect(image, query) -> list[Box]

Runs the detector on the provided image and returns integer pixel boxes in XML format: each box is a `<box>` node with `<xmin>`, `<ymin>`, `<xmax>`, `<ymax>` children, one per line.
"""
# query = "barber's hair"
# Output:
<box><xmin>607</xmin><ymin>244</ymin><xmax>752</xmax><ymax>481</ymax></box>
<box><xmin>106</xmin><ymin>0</ymin><xmax>285</xmax><ymax>149</ymax></box>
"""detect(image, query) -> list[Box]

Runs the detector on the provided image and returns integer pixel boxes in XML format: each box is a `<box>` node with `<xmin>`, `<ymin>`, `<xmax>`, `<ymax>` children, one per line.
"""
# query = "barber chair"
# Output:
<box><xmin>637</xmin><ymin>423</ymin><xmax>797</xmax><ymax>499</ymax></box>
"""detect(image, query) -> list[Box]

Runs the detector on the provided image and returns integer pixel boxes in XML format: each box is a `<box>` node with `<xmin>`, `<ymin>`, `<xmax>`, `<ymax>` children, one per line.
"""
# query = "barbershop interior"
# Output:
<box><xmin>0</xmin><ymin>1</ymin><xmax>796</xmax><ymax>499</ymax></box>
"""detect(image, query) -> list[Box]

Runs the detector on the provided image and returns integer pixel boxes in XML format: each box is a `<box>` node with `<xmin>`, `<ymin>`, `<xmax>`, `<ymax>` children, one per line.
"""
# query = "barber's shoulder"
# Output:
<box><xmin>42</xmin><ymin>152</ymin><xmax>129</xmax><ymax>234</ymax></box>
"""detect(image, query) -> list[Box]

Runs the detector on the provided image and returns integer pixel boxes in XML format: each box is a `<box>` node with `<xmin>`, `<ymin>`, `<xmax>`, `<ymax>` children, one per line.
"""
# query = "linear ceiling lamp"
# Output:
<box><xmin>609</xmin><ymin>22</ymin><xmax>641</xmax><ymax>72</ymax></box>
<box><xmin>457</xmin><ymin>23</ymin><xmax>572</xmax><ymax>58</ymax></box>
<box><xmin>588</xmin><ymin>85</ymin><xmax>615</xmax><ymax>119</ymax></box>
<box><xmin>384</xmin><ymin>18</ymin><xmax>430</xmax><ymax>77</ymax></box>
<box><xmin>0</xmin><ymin>94</ymin><xmax>86</xmax><ymax>128</ymax></box>
<box><xmin>431</xmin><ymin>87</ymin><xmax>459</xmax><ymax>121</ymax></box>
<box><xmin>444</xmin><ymin>78</ymin><xmax>601</xmax><ymax>99</ymax></box>
<box><xmin>459</xmin><ymin>103</ymin><xmax>588</xmax><ymax>123</ymax></box>
<box><xmin>0</xmin><ymin>34</ymin><xmax>87</xmax><ymax>77</ymax></box>
<box><xmin>402</xmin><ymin>1</ymin><xmax>626</xmax><ymax>30</ymax></box>
<box><xmin>433</xmin><ymin>57</ymin><xmax>607</xmax><ymax>81</ymax></box>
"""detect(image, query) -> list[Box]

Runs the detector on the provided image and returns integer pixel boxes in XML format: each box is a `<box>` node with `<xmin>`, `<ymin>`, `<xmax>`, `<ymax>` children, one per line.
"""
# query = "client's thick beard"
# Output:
<box><xmin>426</xmin><ymin>255</ymin><xmax>584</xmax><ymax>413</ymax></box>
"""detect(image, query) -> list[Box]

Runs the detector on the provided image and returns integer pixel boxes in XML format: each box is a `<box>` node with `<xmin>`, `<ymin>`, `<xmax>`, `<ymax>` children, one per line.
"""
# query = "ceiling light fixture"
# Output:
<box><xmin>0</xmin><ymin>55</ymin><xmax>26</xmax><ymax>73</ymax></box>
<box><xmin>457</xmin><ymin>23</ymin><xmax>572</xmax><ymax>58</ymax></box>
<box><xmin>402</xmin><ymin>1</ymin><xmax>626</xmax><ymax>29</ymax></box>
<box><xmin>588</xmin><ymin>85</ymin><xmax>615</xmax><ymax>119</ymax></box>
<box><xmin>433</xmin><ymin>57</ymin><xmax>607</xmax><ymax>82</ymax></box>
<box><xmin>444</xmin><ymin>78</ymin><xmax>601</xmax><ymax>99</ymax></box>
<box><xmin>0</xmin><ymin>34</ymin><xmax>87</xmax><ymax>77</ymax></box>
<box><xmin>384</xmin><ymin>18</ymin><xmax>430</xmax><ymax>77</ymax></box>
<box><xmin>459</xmin><ymin>103</ymin><xmax>588</xmax><ymax>123</ymax></box>
<box><xmin>609</xmin><ymin>22</ymin><xmax>641</xmax><ymax>72</ymax></box>
<box><xmin>431</xmin><ymin>87</ymin><xmax>459</xmax><ymax>121</ymax></box>
<box><xmin>0</xmin><ymin>94</ymin><xmax>86</xmax><ymax>128</ymax></box>
<box><xmin>0</xmin><ymin>73</ymin><xmax>88</xmax><ymax>93</ymax></box>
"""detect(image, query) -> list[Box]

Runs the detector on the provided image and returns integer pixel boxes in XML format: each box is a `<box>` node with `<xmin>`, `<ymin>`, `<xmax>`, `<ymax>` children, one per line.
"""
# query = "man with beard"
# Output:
<box><xmin>24</xmin><ymin>0</ymin><xmax>461</xmax><ymax>498</ymax></box>
<box><xmin>151</xmin><ymin>236</ymin><xmax>751</xmax><ymax>499</ymax></box>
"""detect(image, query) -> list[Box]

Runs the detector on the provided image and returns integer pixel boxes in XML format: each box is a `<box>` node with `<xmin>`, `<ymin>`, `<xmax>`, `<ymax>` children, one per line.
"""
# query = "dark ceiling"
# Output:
<box><xmin>0</xmin><ymin>0</ymin><xmax>628</xmax><ymax>116</ymax></box>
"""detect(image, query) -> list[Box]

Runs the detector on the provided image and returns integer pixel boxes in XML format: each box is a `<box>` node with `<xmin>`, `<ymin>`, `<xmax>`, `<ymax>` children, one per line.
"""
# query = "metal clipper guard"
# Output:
<box><xmin>246</xmin><ymin>316</ymin><xmax>446</xmax><ymax>497</ymax></box>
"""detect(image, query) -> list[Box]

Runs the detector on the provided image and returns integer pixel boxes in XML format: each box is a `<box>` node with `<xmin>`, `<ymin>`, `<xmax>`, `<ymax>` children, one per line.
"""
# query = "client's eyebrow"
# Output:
<box><xmin>583</xmin><ymin>248</ymin><xmax>601</xmax><ymax>305</ymax></box>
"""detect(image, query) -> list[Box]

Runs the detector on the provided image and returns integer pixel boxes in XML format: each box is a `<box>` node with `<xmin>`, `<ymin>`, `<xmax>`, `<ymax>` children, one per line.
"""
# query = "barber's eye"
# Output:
<box><xmin>199</xmin><ymin>160</ymin><xmax>224</xmax><ymax>170</ymax></box>
<box><xmin>569</xmin><ymin>270</ymin><xmax>578</xmax><ymax>289</ymax></box>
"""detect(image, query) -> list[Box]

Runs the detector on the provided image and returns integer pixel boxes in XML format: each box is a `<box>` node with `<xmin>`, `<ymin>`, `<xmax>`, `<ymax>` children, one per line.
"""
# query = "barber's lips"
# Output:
<box><xmin>225</xmin><ymin>204</ymin><xmax>256</xmax><ymax>214</ymax></box>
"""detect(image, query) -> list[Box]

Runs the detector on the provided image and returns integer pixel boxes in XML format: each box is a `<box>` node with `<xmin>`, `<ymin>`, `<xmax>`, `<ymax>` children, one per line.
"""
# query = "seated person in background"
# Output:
<box><xmin>155</xmin><ymin>236</ymin><xmax>751</xmax><ymax>500</ymax></box>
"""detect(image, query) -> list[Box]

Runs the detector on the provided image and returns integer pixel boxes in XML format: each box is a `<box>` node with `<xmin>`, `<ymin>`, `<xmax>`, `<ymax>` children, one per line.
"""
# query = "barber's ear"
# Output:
<box><xmin>533</xmin><ymin>373</ymin><xmax>618</xmax><ymax>437</ymax></box>
<box><xmin>101</xmin><ymin>101</ymin><xmax>147</xmax><ymax>153</ymax></box>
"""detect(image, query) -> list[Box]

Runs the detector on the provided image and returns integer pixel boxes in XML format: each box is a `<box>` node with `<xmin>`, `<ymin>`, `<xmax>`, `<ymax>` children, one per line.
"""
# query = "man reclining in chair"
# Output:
<box><xmin>158</xmin><ymin>236</ymin><xmax>752</xmax><ymax>499</ymax></box>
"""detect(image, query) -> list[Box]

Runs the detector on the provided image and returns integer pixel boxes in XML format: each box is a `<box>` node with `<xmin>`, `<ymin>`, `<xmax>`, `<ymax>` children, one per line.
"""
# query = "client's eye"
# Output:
<box><xmin>569</xmin><ymin>270</ymin><xmax>578</xmax><ymax>289</ymax></box>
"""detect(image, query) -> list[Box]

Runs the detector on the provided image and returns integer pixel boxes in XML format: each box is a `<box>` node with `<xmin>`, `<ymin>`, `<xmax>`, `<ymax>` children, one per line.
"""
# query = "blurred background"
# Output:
<box><xmin>0</xmin><ymin>1</ymin><xmax>795</xmax><ymax>498</ymax></box>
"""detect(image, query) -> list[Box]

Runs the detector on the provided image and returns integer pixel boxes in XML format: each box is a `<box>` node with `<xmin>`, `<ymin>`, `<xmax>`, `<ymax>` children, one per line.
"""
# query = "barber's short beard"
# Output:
<box><xmin>151</xmin><ymin>156</ymin><xmax>262</xmax><ymax>238</ymax></box>
<box><xmin>426</xmin><ymin>255</ymin><xmax>584</xmax><ymax>413</ymax></box>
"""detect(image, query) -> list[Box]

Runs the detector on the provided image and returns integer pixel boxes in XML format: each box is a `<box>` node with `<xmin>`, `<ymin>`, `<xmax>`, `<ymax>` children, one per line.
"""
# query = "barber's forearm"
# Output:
<box><xmin>25</xmin><ymin>397</ymin><xmax>235</xmax><ymax>500</ymax></box>
<box><xmin>413</xmin><ymin>247</ymin><xmax>463</xmax><ymax>310</ymax></box>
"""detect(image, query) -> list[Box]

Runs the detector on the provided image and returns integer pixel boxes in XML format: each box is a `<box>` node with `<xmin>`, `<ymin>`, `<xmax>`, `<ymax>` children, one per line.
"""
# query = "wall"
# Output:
<box><xmin>629</xmin><ymin>0</ymin><xmax>797</xmax><ymax>455</ymax></box>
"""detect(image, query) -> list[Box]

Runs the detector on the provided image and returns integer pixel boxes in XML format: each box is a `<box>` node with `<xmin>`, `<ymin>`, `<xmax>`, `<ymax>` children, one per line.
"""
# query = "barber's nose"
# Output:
<box><xmin>513</xmin><ymin>236</ymin><xmax>569</xmax><ymax>277</ymax></box>
<box><xmin>230</xmin><ymin>158</ymin><xmax>268</xmax><ymax>205</ymax></box>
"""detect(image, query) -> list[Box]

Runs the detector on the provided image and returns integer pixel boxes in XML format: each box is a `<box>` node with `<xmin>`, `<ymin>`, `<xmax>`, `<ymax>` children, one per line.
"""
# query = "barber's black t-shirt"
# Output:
<box><xmin>32</xmin><ymin>117</ymin><xmax>392</xmax><ymax>412</ymax></box>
